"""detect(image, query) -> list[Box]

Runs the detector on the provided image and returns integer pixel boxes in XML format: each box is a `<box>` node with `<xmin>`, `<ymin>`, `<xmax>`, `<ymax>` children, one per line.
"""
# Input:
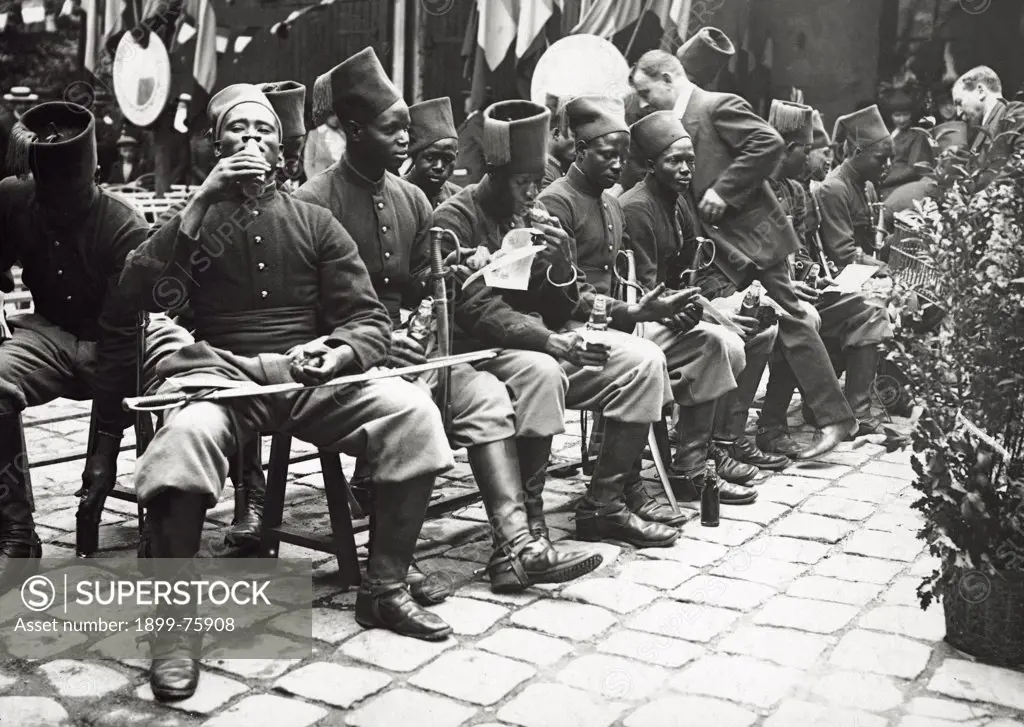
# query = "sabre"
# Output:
<box><xmin>430</xmin><ymin>227</ymin><xmax>456</xmax><ymax>435</ymax></box>
<box><xmin>123</xmin><ymin>349</ymin><xmax>501</xmax><ymax>412</ymax></box>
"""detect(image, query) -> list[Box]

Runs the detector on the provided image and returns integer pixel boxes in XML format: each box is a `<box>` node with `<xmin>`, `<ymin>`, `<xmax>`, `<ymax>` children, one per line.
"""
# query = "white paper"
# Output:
<box><xmin>830</xmin><ymin>263</ymin><xmax>878</xmax><ymax>294</ymax></box>
<box><xmin>463</xmin><ymin>228</ymin><xmax>545</xmax><ymax>291</ymax></box>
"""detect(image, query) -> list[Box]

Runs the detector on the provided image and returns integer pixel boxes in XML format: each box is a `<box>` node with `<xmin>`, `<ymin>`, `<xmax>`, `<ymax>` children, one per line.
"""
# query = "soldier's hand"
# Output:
<box><xmin>197</xmin><ymin>150</ymin><xmax>272</xmax><ymax>204</ymax></box>
<box><xmin>533</xmin><ymin>220</ymin><xmax>574</xmax><ymax>277</ymax></box>
<box><xmin>727</xmin><ymin>312</ymin><xmax>759</xmax><ymax>340</ymax></box>
<box><xmin>544</xmin><ymin>331</ymin><xmax>609</xmax><ymax>369</ymax></box>
<box><xmin>288</xmin><ymin>339</ymin><xmax>355</xmax><ymax>384</ymax></box>
<box><xmin>792</xmin><ymin>280</ymin><xmax>821</xmax><ymax>303</ymax></box>
<box><xmin>630</xmin><ymin>284</ymin><xmax>702</xmax><ymax>322</ymax></box>
<box><xmin>388</xmin><ymin>333</ymin><xmax>428</xmax><ymax>369</ymax></box>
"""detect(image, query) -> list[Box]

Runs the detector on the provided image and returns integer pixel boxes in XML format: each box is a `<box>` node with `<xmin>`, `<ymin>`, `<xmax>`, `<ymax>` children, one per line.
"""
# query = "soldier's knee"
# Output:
<box><xmin>629</xmin><ymin>337</ymin><xmax>670</xmax><ymax>376</ymax></box>
<box><xmin>517</xmin><ymin>351</ymin><xmax>569</xmax><ymax>398</ymax></box>
<box><xmin>392</xmin><ymin>381</ymin><xmax>448</xmax><ymax>439</ymax></box>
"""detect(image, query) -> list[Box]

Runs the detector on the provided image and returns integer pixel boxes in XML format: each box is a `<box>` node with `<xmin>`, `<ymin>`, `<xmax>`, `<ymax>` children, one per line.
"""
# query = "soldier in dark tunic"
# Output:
<box><xmin>404</xmin><ymin>97</ymin><xmax>461</xmax><ymax>208</ymax></box>
<box><xmin>0</xmin><ymin>102</ymin><xmax>192</xmax><ymax>594</ymax></box>
<box><xmin>438</xmin><ymin>99</ymin><xmax>698</xmax><ymax>550</ymax></box>
<box><xmin>621</xmin><ymin>111</ymin><xmax>789</xmax><ymax>496</ymax></box>
<box><xmin>120</xmin><ymin>85</ymin><xmax>457</xmax><ymax>701</ymax></box>
<box><xmin>297</xmin><ymin>48</ymin><xmax>601</xmax><ymax>598</ymax></box>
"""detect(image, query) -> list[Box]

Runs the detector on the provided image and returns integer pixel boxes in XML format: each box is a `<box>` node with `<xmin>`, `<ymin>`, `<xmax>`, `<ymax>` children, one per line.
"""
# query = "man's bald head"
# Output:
<box><xmin>628</xmin><ymin>50</ymin><xmax>690</xmax><ymax>114</ymax></box>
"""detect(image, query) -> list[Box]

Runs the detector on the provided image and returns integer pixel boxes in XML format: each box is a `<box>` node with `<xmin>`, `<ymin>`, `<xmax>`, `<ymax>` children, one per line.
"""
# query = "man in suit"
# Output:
<box><xmin>105</xmin><ymin>131</ymin><xmax>150</xmax><ymax>184</ymax></box>
<box><xmin>628</xmin><ymin>47</ymin><xmax>857</xmax><ymax>459</ymax></box>
<box><xmin>953</xmin><ymin>65</ymin><xmax>1024</xmax><ymax>186</ymax></box>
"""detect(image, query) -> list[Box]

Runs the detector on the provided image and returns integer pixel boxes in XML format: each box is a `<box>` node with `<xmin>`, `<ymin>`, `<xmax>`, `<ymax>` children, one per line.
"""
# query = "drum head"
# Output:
<box><xmin>530</xmin><ymin>35</ymin><xmax>630</xmax><ymax>108</ymax></box>
<box><xmin>113</xmin><ymin>32</ymin><xmax>172</xmax><ymax>128</ymax></box>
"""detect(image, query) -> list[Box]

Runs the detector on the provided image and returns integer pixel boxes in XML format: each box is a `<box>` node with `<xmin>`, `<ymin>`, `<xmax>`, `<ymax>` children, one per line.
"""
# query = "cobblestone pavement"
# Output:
<box><xmin>3</xmin><ymin>400</ymin><xmax>1024</xmax><ymax>727</ymax></box>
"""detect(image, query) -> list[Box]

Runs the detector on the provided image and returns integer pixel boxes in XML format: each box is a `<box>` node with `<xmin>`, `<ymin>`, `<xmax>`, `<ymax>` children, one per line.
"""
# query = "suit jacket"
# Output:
<box><xmin>106</xmin><ymin>159</ymin><xmax>151</xmax><ymax>184</ymax></box>
<box><xmin>972</xmin><ymin>98</ymin><xmax>1024</xmax><ymax>188</ymax></box>
<box><xmin>679</xmin><ymin>87</ymin><xmax>799</xmax><ymax>286</ymax></box>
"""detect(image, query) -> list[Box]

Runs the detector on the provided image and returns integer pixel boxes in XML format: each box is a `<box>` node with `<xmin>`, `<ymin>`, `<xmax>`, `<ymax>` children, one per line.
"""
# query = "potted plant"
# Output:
<box><xmin>888</xmin><ymin>144</ymin><xmax>1024</xmax><ymax>667</ymax></box>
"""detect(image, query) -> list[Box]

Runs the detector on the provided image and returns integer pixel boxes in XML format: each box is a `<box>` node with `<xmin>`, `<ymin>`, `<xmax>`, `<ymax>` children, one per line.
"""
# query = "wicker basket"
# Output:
<box><xmin>943</xmin><ymin>567</ymin><xmax>1024</xmax><ymax>667</ymax></box>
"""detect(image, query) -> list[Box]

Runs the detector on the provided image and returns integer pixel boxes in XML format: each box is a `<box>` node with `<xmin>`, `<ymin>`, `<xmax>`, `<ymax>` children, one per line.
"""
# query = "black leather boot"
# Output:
<box><xmin>355</xmin><ymin>475</ymin><xmax>453</xmax><ymax>641</ymax></box>
<box><xmin>708</xmin><ymin>442</ymin><xmax>762</xmax><ymax>485</ymax></box>
<box><xmin>518</xmin><ymin>436</ymin><xmax>553</xmax><ymax>543</ymax></box>
<box><xmin>0</xmin><ymin>413</ymin><xmax>41</xmax><ymax>595</ymax></box>
<box><xmin>623</xmin><ymin>455</ymin><xmax>694</xmax><ymax>527</ymax></box>
<box><xmin>845</xmin><ymin>345</ymin><xmax>883</xmax><ymax>436</ymax></box>
<box><xmin>144</xmin><ymin>491</ymin><xmax>207</xmax><ymax>702</ymax></box>
<box><xmin>471</xmin><ymin>439</ymin><xmax>602</xmax><ymax>593</ymax></box>
<box><xmin>224</xmin><ymin>439</ymin><xmax>264</xmax><ymax>551</ymax></box>
<box><xmin>722</xmin><ymin>435</ymin><xmax>790</xmax><ymax>471</ymax></box>
<box><xmin>576</xmin><ymin>421</ymin><xmax>679</xmax><ymax>548</ymax></box>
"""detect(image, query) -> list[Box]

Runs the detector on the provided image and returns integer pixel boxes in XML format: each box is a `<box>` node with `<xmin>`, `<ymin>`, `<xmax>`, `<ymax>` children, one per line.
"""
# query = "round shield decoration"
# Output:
<box><xmin>113</xmin><ymin>32</ymin><xmax>172</xmax><ymax>128</ymax></box>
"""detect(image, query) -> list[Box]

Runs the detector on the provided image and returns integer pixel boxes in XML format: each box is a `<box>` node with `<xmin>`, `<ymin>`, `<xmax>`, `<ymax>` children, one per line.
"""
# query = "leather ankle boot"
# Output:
<box><xmin>845</xmin><ymin>345</ymin><xmax>883</xmax><ymax>435</ymax></box>
<box><xmin>708</xmin><ymin>443</ymin><xmax>762</xmax><ymax>485</ymax></box>
<box><xmin>0</xmin><ymin>414</ymin><xmax>41</xmax><ymax>595</ymax></box>
<box><xmin>517</xmin><ymin>436</ymin><xmax>553</xmax><ymax>543</ymax></box>
<box><xmin>224</xmin><ymin>440</ymin><xmax>265</xmax><ymax>551</ymax></box>
<box><xmin>576</xmin><ymin>421</ymin><xmax>679</xmax><ymax>548</ymax></box>
<box><xmin>723</xmin><ymin>435</ymin><xmax>790</xmax><ymax>471</ymax></box>
<box><xmin>356</xmin><ymin>475</ymin><xmax>452</xmax><ymax>641</ymax></box>
<box><xmin>471</xmin><ymin>439</ymin><xmax>602</xmax><ymax>593</ymax></box>
<box><xmin>623</xmin><ymin>455</ymin><xmax>694</xmax><ymax>526</ymax></box>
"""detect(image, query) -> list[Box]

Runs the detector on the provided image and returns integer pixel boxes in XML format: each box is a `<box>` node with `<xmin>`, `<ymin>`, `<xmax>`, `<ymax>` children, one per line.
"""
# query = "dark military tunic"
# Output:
<box><xmin>815</xmin><ymin>162</ymin><xmax>880</xmax><ymax>269</ymax></box>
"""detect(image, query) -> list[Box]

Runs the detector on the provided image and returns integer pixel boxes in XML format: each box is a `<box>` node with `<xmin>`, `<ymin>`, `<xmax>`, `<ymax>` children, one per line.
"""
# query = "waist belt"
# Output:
<box><xmin>195</xmin><ymin>305</ymin><xmax>318</xmax><ymax>358</ymax></box>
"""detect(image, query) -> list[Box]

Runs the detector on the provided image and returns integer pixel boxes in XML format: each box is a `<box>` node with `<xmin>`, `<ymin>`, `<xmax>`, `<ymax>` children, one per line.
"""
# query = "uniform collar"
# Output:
<box><xmin>339</xmin><ymin>154</ymin><xmax>386</xmax><ymax>193</ymax></box>
<box><xmin>837</xmin><ymin>160</ymin><xmax>865</xmax><ymax>187</ymax></box>
<box><xmin>645</xmin><ymin>172</ymin><xmax>681</xmax><ymax>206</ymax></box>
<box><xmin>566</xmin><ymin>162</ymin><xmax>605</xmax><ymax>198</ymax></box>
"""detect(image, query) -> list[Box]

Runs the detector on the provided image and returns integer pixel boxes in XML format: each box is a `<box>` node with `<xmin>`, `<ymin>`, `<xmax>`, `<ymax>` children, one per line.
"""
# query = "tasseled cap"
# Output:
<box><xmin>6</xmin><ymin>101</ymin><xmax>96</xmax><ymax>193</ymax></box>
<box><xmin>563</xmin><ymin>96</ymin><xmax>628</xmax><ymax>143</ymax></box>
<box><xmin>482</xmin><ymin>100</ymin><xmax>550</xmax><ymax>175</ymax></box>
<box><xmin>768</xmin><ymin>99</ymin><xmax>814</xmax><ymax>145</ymax></box>
<box><xmin>311</xmin><ymin>47</ymin><xmax>401</xmax><ymax>127</ymax></box>
<box><xmin>811</xmin><ymin>110</ymin><xmax>830</xmax><ymax>149</ymax></box>
<box><xmin>676</xmin><ymin>27</ymin><xmax>736</xmax><ymax>87</ymax></box>
<box><xmin>933</xmin><ymin>120</ymin><xmax>968</xmax><ymax>153</ymax></box>
<box><xmin>629</xmin><ymin>110</ymin><xmax>690</xmax><ymax>161</ymax></box>
<box><xmin>257</xmin><ymin>81</ymin><xmax>306</xmax><ymax>139</ymax></box>
<box><xmin>408</xmin><ymin>97</ymin><xmax>457</xmax><ymax>156</ymax></box>
<box><xmin>207</xmin><ymin>84</ymin><xmax>281</xmax><ymax>140</ymax></box>
<box><xmin>834</xmin><ymin>105</ymin><xmax>890</xmax><ymax>150</ymax></box>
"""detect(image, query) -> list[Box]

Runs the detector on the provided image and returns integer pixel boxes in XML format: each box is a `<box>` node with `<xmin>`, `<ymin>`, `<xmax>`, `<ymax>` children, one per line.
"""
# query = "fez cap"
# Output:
<box><xmin>932</xmin><ymin>120</ymin><xmax>969</xmax><ymax>153</ymax></box>
<box><xmin>258</xmin><ymin>81</ymin><xmax>307</xmax><ymax>139</ymax></box>
<box><xmin>677</xmin><ymin>27</ymin><xmax>736</xmax><ymax>87</ymax></box>
<box><xmin>409</xmin><ymin>97</ymin><xmax>457</xmax><ymax>156</ymax></box>
<box><xmin>629</xmin><ymin>110</ymin><xmax>690</xmax><ymax>160</ymax></box>
<box><xmin>208</xmin><ymin>84</ymin><xmax>282</xmax><ymax>140</ymax></box>
<box><xmin>4</xmin><ymin>86</ymin><xmax>38</xmax><ymax>103</ymax></box>
<box><xmin>6</xmin><ymin>101</ymin><xmax>97</xmax><ymax>196</ymax></box>
<box><xmin>312</xmin><ymin>47</ymin><xmax>402</xmax><ymax>127</ymax></box>
<box><xmin>482</xmin><ymin>100</ymin><xmax>549</xmax><ymax>176</ymax></box>
<box><xmin>768</xmin><ymin>99</ymin><xmax>814</xmax><ymax>145</ymax></box>
<box><xmin>564</xmin><ymin>96</ymin><xmax>628</xmax><ymax>143</ymax></box>
<box><xmin>834</xmin><ymin>105</ymin><xmax>890</xmax><ymax>150</ymax></box>
<box><xmin>811</xmin><ymin>110</ymin><xmax>830</xmax><ymax>149</ymax></box>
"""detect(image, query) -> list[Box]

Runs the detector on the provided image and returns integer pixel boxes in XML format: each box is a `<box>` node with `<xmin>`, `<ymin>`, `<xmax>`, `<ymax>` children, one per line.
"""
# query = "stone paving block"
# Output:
<box><xmin>906</xmin><ymin>695</ymin><xmax>993</xmax><ymax>721</ymax></box>
<box><xmin>200</xmin><ymin>694</ymin><xmax>327</xmax><ymax>727</ymax></box>
<box><xmin>758</xmin><ymin>476</ymin><xmax>828</xmax><ymax>506</ymax></box>
<box><xmin>710</xmin><ymin>553</ymin><xmax>807</xmax><ymax>587</ymax></box>
<box><xmin>863</xmin><ymin>510</ymin><xmax>923</xmax><ymax>535</ymax></box>
<box><xmin>716</xmin><ymin>626</ymin><xmax>831</xmax><ymax>669</ymax></box>
<box><xmin>763</xmin><ymin>699</ymin><xmax>887</xmax><ymax>727</ymax></box>
<box><xmin>616</xmin><ymin>560</ymin><xmax>698</xmax><ymax>590</ymax></box>
<box><xmin>639</xmin><ymin>538</ymin><xmax>728</xmax><ymax>567</ymax></box>
<box><xmin>204</xmin><ymin>655</ymin><xmax>302</xmax><ymax>680</ymax></box>
<box><xmin>476</xmin><ymin>627</ymin><xmax>574</xmax><ymax>666</ymax></box>
<box><xmin>510</xmin><ymin>599</ymin><xmax>616</xmax><ymax>641</ymax></box>
<box><xmin>750</xmin><ymin>535</ymin><xmax>831</xmax><ymax>564</ymax></box>
<box><xmin>457</xmin><ymin>581</ymin><xmax>542</xmax><ymax>607</ymax></box>
<box><xmin>268</xmin><ymin>607</ymin><xmax>361</xmax><ymax>644</ymax></box>
<box><xmin>809</xmin><ymin>670</ymin><xmax>905</xmax><ymax>712</ymax></box>
<box><xmin>862</xmin><ymin>459</ymin><xmax>917</xmax><ymax>479</ymax></box>
<box><xmin>669</xmin><ymin>654</ymin><xmax>803</xmax><ymax>709</ymax></box>
<box><xmin>835</xmin><ymin>471</ymin><xmax>908</xmax><ymax>492</ymax></box>
<box><xmin>753</xmin><ymin>595</ymin><xmax>860</xmax><ymax>634</ymax></box>
<box><xmin>87</xmin><ymin>706</ymin><xmax>190</xmax><ymax>727</ymax></box>
<box><xmin>38</xmin><ymin>659</ymin><xmax>130</xmax><ymax>698</ymax></box>
<box><xmin>799</xmin><ymin>494</ymin><xmax>876</xmax><ymax>521</ymax></box>
<box><xmin>671</xmin><ymin>575</ymin><xmax>776</xmax><ymax>611</ymax></box>
<box><xmin>626</xmin><ymin>601</ymin><xmax>741</xmax><ymax>643</ymax></box>
<box><xmin>410</xmin><ymin>649</ymin><xmax>536</xmax><ymax>706</ymax></box>
<box><xmin>681</xmin><ymin>519</ymin><xmax>762</xmax><ymax>546</ymax></box>
<box><xmin>426</xmin><ymin>596</ymin><xmax>509</xmax><ymax>636</ymax></box>
<box><xmin>344</xmin><ymin>688</ymin><xmax>475</xmax><ymax>727</ymax></box>
<box><xmin>337</xmin><ymin>629</ymin><xmax>458</xmax><ymax>672</ymax></box>
<box><xmin>0</xmin><ymin>673</ymin><xmax>15</xmax><ymax>691</ymax></box>
<box><xmin>880</xmin><ymin>448</ymin><xmax>914</xmax><ymax>465</ymax></box>
<box><xmin>553</xmin><ymin>540</ymin><xmax>623</xmax><ymax>574</ymax></box>
<box><xmin>927</xmin><ymin>658</ymin><xmax>1024</xmax><ymax>712</ymax></box>
<box><xmin>909</xmin><ymin>555</ymin><xmax>943</xmax><ymax>577</ymax></box>
<box><xmin>771</xmin><ymin>512</ymin><xmax>856</xmax><ymax>543</ymax></box>
<box><xmin>896</xmin><ymin>717</ymin><xmax>977</xmax><ymax>727</ymax></box>
<box><xmin>820</xmin><ymin>485</ymin><xmax>892</xmax><ymax>505</ymax></box>
<box><xmin>786</xmin><ymin>575</ymin><xmax>885</xmax><ymax>605</ymax></box>
<box><xmin>623</xmin><ymin>695</ymin><xmax>758</xmax><ymax>727</ymax></box>
<box><xmin>719</xmin><ymin>499</ymin><xmax>791</xmax><ymax>525</ymax></box>
<box><xmin>843</xmin><ymin>529</ymin><xmax>923</xmax><ymax>562</ymax></box>
<box><xmin>596</xmin><ymin>629</ymin><xmax>704</xmax><ymax>668</ymax></box>
<box><xmin>135</xmin><ymin>671</ymin><xmax>249</xmax><ymax>714</ymax></box>
<box><xmin>561</xmin><ymin>577</ymin><xmax>659</xmax><ymax>614</ymax></box>
<box><xmin>813</xmin><ymin>553</ymin><xmax>905</xmax><ymax>584</ymax></box>
<box><xmin>274</xmin><ymin>662</ymin><xmax>391</xmax><ymax>709</ymax></box>
<box><xmin>859</xmin><ymin>604</ymin><xmax>946</xmax><ymax>641</ymax></box>
<box><xmin>0</xmin><ymin>697</ymin><xmax>73</xmax><ymax>727</ymax></box>
<box><xmin>556</xmin><ymin>653</ymin><xmax>668</xmax><ymax>701</ymax></box>
<box><xmin>814</xmin><ymin>448</ymin><xmax>876</xmax><ymax>467</ymax></box>
<box><xmin>498</xmin><ymin>682</ymin><xmax>625</xmax><ymax>727</ymax></box>
<box><xmin>788</xmin><ymin>462</ymin><xmax>855</xmax><ymax>480</ymax></box>
<box><xmin>829</xmin><ymin>628</ymin><xmax>933</xmax><ymax>678</ymax></box>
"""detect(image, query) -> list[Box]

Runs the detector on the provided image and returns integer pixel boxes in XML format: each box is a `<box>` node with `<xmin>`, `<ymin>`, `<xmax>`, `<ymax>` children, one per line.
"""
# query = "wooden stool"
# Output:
<box><xmin>258</xmin><ymin>433</ymin><xmax>361</xmax><ymax>588</ymax></box>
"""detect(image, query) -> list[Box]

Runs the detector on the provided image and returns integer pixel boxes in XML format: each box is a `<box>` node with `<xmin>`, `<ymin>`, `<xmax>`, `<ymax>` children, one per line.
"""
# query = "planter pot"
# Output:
<box><xmin>943</xmin><ymin>567</ymin><xmax>1024</xmax><ymax>667</ymax></box>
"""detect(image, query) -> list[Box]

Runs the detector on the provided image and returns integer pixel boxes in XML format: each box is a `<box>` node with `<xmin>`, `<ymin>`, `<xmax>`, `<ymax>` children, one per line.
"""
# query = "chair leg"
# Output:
<box><xmin>18</xmin><ymin>413</ymin><xmax>33</xmax><ymax>511</ymax></box>
<box><xmin>320</xmin><ymin>452</ymin><xmax>361</xmax><ymax>589</ymax></box>
<box><xmin>258</xmin><ymin>434</ymin><xmax>291</xmax><ymax>558</ymax></box>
